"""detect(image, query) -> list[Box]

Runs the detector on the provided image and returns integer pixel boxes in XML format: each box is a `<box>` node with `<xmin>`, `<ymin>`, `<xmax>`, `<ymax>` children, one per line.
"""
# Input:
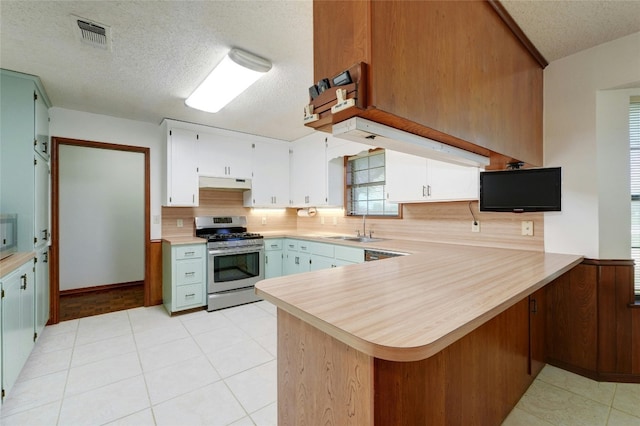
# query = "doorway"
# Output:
<box><xmin>50</xmin><ymin>137</ymin><xmax>150</xmax><ymax>323</ymax></box>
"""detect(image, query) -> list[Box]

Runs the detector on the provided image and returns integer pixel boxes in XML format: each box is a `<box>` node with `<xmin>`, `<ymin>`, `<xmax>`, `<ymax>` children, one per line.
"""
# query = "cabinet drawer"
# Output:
<box><xmin>298</xmin><ymin>241</ymin><xmax>314</xmax><ymax>253</ymax></box>
<box><xmin>176</xmin><ymin>260</ymin><xmax>204</xmax><ymax>285</ymax></box>
<box><xmin>335</xmin><ymin>246</ymin><xmax>364</xmax><ymax>263</ymax></box>
<box><xmin>284</xmin><ymin>239</ymin><xmax>299</xmax><ymax>251</ymax></box>
<box><xmin>176</xmin><ymin>245</ymin><xmax>204</xmax><ymax>260</ymax></box>
<box><xmin>265</xmin><ymin>239</ymin><xmax>283</xmax><ymax>251</ymax></box>
<box><xmin>176</xmin><ymin>283</ymin><xmax>204</xmax><ymax>308</ymax></box>
<box><xmin>311</xmin><ymin>242</ymin><xmax>334</xmax><ymax>258</ymax></box>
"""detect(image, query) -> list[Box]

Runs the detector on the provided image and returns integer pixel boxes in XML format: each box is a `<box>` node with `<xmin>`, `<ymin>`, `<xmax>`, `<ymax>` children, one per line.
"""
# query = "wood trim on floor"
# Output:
<box><xmin>59</xmin><ymin>280</ymin><xmax>143</xmax><ymax>296</ymax></box>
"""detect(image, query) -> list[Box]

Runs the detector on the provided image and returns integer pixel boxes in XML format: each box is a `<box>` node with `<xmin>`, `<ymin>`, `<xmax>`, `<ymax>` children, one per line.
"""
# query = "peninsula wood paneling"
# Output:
<box><xmin>546</xmin><ymin>261</ymin><xmax>640</xmax><ymax>382</ymax></box>
<box><xmin>277</xmin><ymin>309</ymin><xmax>373</xmax><ymax>425</ymax></box>
<box><xmin>277</xmin><ymin>299</ymin><xmax>534</xmax><ymax>425</ymax></box>
<box><xmin>546</xmin><ymin>264</ymin><xmax>598</xmax><ymax>372</ymax></box>
<box><xmin>598</xmin><ymin>263</ymin><xmax>634</xmax><ymax>374</ymax></box>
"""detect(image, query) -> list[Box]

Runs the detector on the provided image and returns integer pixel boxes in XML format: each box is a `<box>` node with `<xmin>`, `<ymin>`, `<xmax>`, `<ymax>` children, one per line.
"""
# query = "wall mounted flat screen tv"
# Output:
<box><xmin>480</xmin><ymin>167</ymin><xmax>561</xmax><ymax>212</ymax></box>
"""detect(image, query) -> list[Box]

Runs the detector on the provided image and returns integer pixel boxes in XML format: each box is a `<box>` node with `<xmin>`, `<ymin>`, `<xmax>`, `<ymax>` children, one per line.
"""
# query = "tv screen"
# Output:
<box><xmin>479</xmin><ymin>167</ymin><xmax>561</xmax><ymax>212</ymax></box>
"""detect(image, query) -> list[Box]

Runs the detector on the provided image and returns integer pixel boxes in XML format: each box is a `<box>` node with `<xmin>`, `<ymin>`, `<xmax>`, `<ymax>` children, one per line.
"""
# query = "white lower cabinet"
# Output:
<box><xmin>264</xmin><ymin>239</ymin><xmax>284</xmax><ymax>279</ymax></box>
<box><xmin>163</xmin><ymin>242</ymin><xmax>206</xmax><ymax>314</ymax></box>
<box><xmin>1</xmin><ymin>258</ymin><xmax>36</xmax><ymax>401</ymax></box>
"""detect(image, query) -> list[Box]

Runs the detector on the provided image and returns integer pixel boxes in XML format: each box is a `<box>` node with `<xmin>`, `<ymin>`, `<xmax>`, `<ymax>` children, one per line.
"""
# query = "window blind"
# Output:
<box><xmin>346</xmin><ymin>150</ymin><xmax>399</xmax><ymax>217</ymax></box>
<box><xmin>629</xmin><ymin>99</ymin><xmax>640</xmax><ymax>297</ymax></box>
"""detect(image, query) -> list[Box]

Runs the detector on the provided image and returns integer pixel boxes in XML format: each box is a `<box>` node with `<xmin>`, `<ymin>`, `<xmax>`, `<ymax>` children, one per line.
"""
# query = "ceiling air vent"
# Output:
<box><xmin>72</xmin><ymin>15</ymin><xmax>112</xmax><ymax>50</ymax></box>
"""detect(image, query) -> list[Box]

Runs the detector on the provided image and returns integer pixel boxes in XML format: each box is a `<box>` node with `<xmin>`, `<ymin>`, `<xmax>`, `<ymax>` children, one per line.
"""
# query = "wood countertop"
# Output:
<box><xmin>0</xmin><ymin>252</ymin><xmax>36</xmax><ymax>279</ymax></box>
<box><xmin>161</xmin><ymin>236</ymin><xmax>207</xmax><ymax>245</ymax></box>
<box><xmin>255</xmin><ymin>241</ymin><xmax>582</xmax><ymax>362</ymax></box>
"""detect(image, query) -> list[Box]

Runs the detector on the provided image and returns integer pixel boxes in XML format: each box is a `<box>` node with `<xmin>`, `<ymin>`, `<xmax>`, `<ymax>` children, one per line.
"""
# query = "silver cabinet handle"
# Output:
<box><xmin>184</xmin><ymin>251</ymin><xmax>195</xmax><ymax>256</ymax></box>
<box><xmin>185</xmin><ymin>293</ymin><xmax>195</xmax><ymax>298</ymax></box>
<box><xmin>20</xmin><ymin>273</ymin><xmax>27</xmax><ymax>290</ymax></box>
<box><xmin>185</xmin><ymin>271</ymin><xmax>195</xmax><ymax>277</ymax></box>
<box><xmin>270</xmin><ymin>244</ymin><xmax>279</xmax><ymax>248</ymax></box>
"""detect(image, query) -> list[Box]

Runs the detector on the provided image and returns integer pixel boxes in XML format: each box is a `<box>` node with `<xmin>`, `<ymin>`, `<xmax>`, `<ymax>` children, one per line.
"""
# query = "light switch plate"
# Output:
<box><xmin>521</xmin><ymin>221</ymin><xmax>533</xmax><ymax>236</ymax></box>
<box><xmin>261</xmin><ymin>217</ymin><xmax>267</xmax><ymax>225</ymax></box>
<box><xmin>177</xmin><ymin>219</ymin><xmax>183</xmax><ymax>228</ymax></box>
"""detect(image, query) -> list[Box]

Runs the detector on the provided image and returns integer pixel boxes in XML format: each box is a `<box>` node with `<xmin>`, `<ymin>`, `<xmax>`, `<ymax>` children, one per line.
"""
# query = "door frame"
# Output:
<box><xmin>50</xmin><ymin>137</ymin><xmax>151</xmax><ymax>324</ymax></box>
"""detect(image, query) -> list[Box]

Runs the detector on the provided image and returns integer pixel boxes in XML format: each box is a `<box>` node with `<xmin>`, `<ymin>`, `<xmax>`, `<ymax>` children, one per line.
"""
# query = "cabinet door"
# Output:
<box><xmin>529</xmin><ymin>288</ymin><xmax>546</xmax><ymax>377</ymax></box>
<box><xmin>199</xmin><ymin>133</ymin><xmax>252</xmax><ymax>179</ymax></box>
<box><xmin>290</xmin><ymin>133</ymin><xmax>327</xmax><ymax>206</ymax></box>
<box><xmin>245</xmin><ymin>141</ymin><xmax>290</xmax><ymax>207</ymax></box>
<box><xmin>35</xmin><ymin>247</ymin><xmax>49</xmax><ymax>337</ymax></box>
<box><xmin>310</xmin><ymin>254</ymin><xmax>334</xmax><ymax>271</ymax></box>
<box><xmin>34</xmin><ymin>154</ymin><xmax>49</xmax><ymax>247</ymax></box>
<box><xmin>385</xmin><ymin>150</ymin><xmax>427</xmax><ymax>202</ymax></box>
<box><xmin>1</xmin><ymin>263</ymin><xmax>35</xmax><ymax>397</ymax></box>
<box><xmin>34</xmin><ymin>86</ymin><xmax>49</xmax><ymax>159</ymax></box>
<box><xmin>167</xmin><ymin>129</ymin><xmax>199</xmax><ymax>206</ymax></box>
<box><xmin>265</xmin><ymin>251</ymin><xmax>283</xmax><ymax>279</ymax></box>
<box><xmin>426</xmin><ymin>159</ymin><xmax>479</xmax><ymax>201</ymax></box>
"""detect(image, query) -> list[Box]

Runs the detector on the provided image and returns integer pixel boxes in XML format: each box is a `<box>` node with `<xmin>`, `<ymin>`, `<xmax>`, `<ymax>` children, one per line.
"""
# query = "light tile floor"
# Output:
<box><xmin>1</xmin><ymin>301</ymin><xmax>638</xmax><ymax>425</ymax></box>
<box><xmin>0</xmin><ymin>301</ymin><xmax>278</xmax><ymax>426</ymax></box>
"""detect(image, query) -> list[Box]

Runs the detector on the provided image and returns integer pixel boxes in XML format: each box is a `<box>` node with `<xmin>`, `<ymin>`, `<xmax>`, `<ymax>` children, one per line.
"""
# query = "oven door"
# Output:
<box><xmin>208</xmin><ymin>246</ymin><xmax>265</xmax><ymax>293</ymax></box>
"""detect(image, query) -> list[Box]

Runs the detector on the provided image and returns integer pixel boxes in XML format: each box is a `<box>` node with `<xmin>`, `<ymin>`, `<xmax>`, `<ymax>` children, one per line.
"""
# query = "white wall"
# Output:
<box><xmin>59</xmin><ymin>145</ymin><xmax>144</xmax><ymax>290</ymax></box>
<box><xmin>49</xmin><ymin>107</ymin><xmax>163</xmax><ymax>239</ymax></box>
<box><xmin>544</xmin><ymin>32</ymin><xmax>640</xmax><ymax>258</ymax></box>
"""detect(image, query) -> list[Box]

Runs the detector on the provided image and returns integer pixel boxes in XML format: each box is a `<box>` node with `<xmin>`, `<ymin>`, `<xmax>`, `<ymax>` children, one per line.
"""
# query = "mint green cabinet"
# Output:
<box><xmin>264</xmin><ymin>239</ymin><xmax>284</xmax><ymax>279</ymax></box>
<box><xmin>0</xmin><ymin>70</ymin><xmax>51</xmax><ymax>252</ymax></box>
<box><xmin>162</xmin><ymin>242</ymin><xmax>206</xmax><ymax>314</ymax></box>
<box><xmin>34</xmin><ymin>247</ymin><xmax>49</xmax><ymax>337</ymax></box>
<box><xmin>1</xmin><ymin>258</ymin><xmax>36</xmax><ymax>401</ymax></box>
<box><xmin>282</xmin><ymin>239</ymin><xmax>364</xmax><ymax>276</ymax></box>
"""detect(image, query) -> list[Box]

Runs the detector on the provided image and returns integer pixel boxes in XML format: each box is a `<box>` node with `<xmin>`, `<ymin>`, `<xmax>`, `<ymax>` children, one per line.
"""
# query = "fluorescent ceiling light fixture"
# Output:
<box><xmin>186</xmin><ymin>48</ymin><xmax>272</xmax><ymax>113</ymax></box>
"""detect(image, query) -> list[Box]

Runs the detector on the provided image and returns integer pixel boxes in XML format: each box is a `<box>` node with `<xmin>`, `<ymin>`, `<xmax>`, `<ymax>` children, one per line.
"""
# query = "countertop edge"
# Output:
<box><xmin>0</xmin><ymin>252</ymin><xmax>36</xmax><ymax>279</ymax></box>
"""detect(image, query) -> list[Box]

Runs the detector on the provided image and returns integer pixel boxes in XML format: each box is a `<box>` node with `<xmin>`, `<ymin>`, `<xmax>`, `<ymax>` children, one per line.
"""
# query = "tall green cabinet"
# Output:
<box><xmin>0</xmin><ymin>69</ymin><xmax>51</xmax><ymax>401</ymax></box>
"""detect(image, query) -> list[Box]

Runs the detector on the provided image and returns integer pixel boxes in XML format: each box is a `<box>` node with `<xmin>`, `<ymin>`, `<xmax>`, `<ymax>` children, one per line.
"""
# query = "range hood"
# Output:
<box><xmin>332</xmin><ymin>117</ymin><xmax>490</xmax><ymax>167</ymax></box>
<box><xmin>198</xmin><ymin>176</ymin><xmax>251</xmax><ymax>190</ymax></box>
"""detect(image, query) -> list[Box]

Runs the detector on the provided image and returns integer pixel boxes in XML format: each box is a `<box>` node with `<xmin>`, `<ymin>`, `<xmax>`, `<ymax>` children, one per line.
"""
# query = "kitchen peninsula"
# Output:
<box><xmin>255</xmin><ymin>241</ymin><xmax>582</xmax><ymax>424</ymax></box>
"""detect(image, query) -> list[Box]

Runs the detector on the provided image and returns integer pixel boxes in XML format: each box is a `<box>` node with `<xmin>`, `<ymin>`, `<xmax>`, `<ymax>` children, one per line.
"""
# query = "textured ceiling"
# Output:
<box><xmin>1</xmin><ymin>1</ymin><xmax>639</xmax><ymax>142</ymax></box>
<box><xmin>501</xmin><ymin>0</ymin><xmax>640</xmax><ymax>63</ymax></box>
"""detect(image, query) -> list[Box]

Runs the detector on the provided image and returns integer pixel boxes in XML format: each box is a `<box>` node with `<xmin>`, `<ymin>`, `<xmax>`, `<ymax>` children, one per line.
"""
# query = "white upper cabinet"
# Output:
<box><xmin>163</xmin><ymin>126</ymin><xmax>199</xmax><ymax>207</ymax></box>
<box><xmin>385</xmin><ymin>150</ymin><xmax>428</xmax><ymax>202</ymax></box>
<box><xmin>289</xmin><ymin>133</ymin><xmax>328</xmax><ymax>206</ymax></box>
<box><xmin>386</xmin><ymin>150</ymin><xmax>479</xmax><ymax>203</ymax></box>
<box><xmin>290</xmin><ymin>133</ymin><xmax>370</xmax><ymax>208</ymax></box>
<box><xmin>198</xmin><ymin>133</ymin><xmax>252</xmax><ymax>179</ymax></box>
<box><xmin>426</xmin><ymin>158</ymin><xmax>479</xmax><ymax>201</ymax></box>
<box><xmin>243</xmin><ymin>141</ymin><xmax>290</xmax><ymax>207</ymax></box>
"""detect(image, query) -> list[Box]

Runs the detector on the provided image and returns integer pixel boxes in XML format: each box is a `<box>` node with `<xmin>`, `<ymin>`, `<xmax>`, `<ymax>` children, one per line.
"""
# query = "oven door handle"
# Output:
<box><xmin>208</xmin><ymin>246</ymin><xmax>264</xmax><ymax>256</ymax></box>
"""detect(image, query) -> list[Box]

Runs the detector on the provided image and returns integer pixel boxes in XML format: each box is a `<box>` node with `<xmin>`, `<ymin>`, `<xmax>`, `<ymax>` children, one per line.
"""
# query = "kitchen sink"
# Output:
<box><xmin>324</xmin><ymin>235</ymin><xmax>387</xmax><ymax>243</ymax></box>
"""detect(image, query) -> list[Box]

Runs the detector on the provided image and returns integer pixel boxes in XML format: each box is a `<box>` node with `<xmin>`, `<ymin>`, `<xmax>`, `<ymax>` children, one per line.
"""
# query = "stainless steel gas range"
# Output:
<box><xmin>195</xmin><ymin>216</ymin><xmax>264</xmax><ymax>311</ymax></box>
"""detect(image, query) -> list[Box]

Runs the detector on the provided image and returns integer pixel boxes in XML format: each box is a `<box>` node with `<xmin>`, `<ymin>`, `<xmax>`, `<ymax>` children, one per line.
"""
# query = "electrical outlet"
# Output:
<box><xmin>332</xmin><ymin>217</ymin><xmax>337</xmax><ymax>225</ymax></box>
<box><xmin>521</xmin><ymin>221</ymin><xmax>534</xmax><ymax>236</ymax></box>
<box><xmin>320</xmin><ymin>217</ymin><xmax>325</xmax><ymax>225</ymax></box>
<box><xmin>177</xmin><ymin>219</ymin><xmax>183</xmax><ymax>228</ymax></box>
<box><xmin>261</xmin><ymin>216</ymin><xmax>267</xmax><ymax>225</ymax></box>
<box><xmin>471</xmin><ymin>221</ymin><xmax>480</xmax><ymax>233</ymax></box>
<box><xmin>153</xmin><ymin>215</ymin><xmax>160</xmax><ymax>225</ymax></box>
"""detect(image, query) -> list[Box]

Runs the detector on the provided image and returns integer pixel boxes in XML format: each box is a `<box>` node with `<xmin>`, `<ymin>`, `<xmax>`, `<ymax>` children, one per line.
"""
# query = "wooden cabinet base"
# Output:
<box><xmin>277</xmin><ymin>298</ymin><xmax>536</xmax><ymax>425</ymax></box>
